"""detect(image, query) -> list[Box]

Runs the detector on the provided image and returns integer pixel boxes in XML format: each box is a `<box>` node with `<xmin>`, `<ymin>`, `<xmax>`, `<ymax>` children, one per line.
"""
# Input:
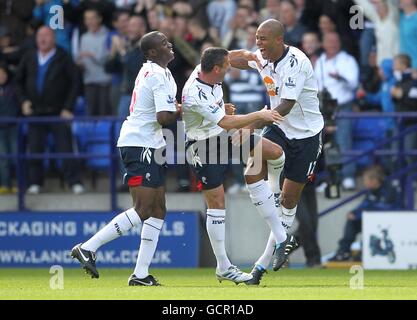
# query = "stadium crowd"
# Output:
<box><xmin>0</xmin><ymin>0</ymin><xmax>417</xmax><ymax>195</ymax></box>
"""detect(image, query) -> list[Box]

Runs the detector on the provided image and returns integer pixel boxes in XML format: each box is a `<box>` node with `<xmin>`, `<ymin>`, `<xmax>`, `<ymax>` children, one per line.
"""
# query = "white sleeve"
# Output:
<box><xmin>341</xmin><ymin>56</ymin><xmax>359</xmax><ymax>91</ymax></box>
<box><xmin>248</xmin><ymin>50</ymin><xmax>264</xmax><ymax>70</ymax></box>
<box><xmin>149</xmin><ymin>73</ymin><xmax>177</xmax><ymax>113</ymax></box>
<box><xmin>280</xmin><ymin>60</ymin><xmax>308</xmax><ymax>101</ymax></box>
<box><xmin>185</xmin><ymin>96</ymin><xmax>225</xmax><ymax>125</ymax></box>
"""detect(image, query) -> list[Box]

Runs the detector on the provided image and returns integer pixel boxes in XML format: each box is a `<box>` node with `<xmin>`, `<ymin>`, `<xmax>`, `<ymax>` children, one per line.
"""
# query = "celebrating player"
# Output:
<box><xmin>182</xmin><ymin>47</ymin><xmax>287</xmax><ymax>284</ymax></box>
<box><xmin>71</xmin><ymin>31</ymin><xmax>181</xmax><ymax>286</ymax></box>
<box><xmin>229</xmin><ymin>19</ymin><xmax>324</xmax><ymax>285</ymax></box>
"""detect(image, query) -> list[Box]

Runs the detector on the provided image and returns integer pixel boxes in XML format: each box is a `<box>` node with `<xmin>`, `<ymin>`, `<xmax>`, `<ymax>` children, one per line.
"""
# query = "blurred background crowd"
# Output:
<box><xmin>0</xmin><ymin>0</ymin><xmax>417</xmax><ymax>196</ymax></box>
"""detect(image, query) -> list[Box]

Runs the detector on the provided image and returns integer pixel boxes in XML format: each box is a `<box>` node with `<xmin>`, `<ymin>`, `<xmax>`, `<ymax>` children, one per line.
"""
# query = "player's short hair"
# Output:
<box><xmin>200</xmin><ymin>47</ymin><xmax>229</xmax><ymax>73</ymax></box>
<box><xmin>394</xmin><ymin>54</ymin><xmax>411</xmax><ymax>68</ymax></box>
<box><xmin>139</xmin><ymin>31</ymin><xmax>160</xmax><ymax>59</ymax></box>
<box><xmin>363</xmin><ymin>165</ymin><xmax>385</xmax><ymax>183</ymax></box>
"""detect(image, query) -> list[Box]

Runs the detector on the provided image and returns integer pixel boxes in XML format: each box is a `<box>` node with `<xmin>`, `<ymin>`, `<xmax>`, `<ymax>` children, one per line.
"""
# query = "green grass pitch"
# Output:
<box><xmin>1</xmin><ymin>268</ymin><xmax>416</xmax><ymax>300</ymax></box>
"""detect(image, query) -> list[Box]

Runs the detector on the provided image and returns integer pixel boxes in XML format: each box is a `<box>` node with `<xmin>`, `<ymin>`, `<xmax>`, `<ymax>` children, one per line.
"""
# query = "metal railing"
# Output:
<box><xmin>1</xmin><ymin>112</ymin><xmax>417</xmax><ymax>213</ymax></box>
<box><xmin>318</xmin><ymin>112</ymin><xmax>417</xmax><ymax>217</ymax></box>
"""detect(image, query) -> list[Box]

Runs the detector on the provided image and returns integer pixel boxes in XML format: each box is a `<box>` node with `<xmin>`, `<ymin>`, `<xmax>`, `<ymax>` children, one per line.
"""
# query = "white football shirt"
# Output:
<box><xmin>182</xmin><ymin>66</ymin><xmax>226</xmax><ymax>141</ymax></box>
<box><xmin>117</xmin><ymin>61</ymin><xmax>177</xmax><ymax>148</ymax></box>
<box><xmin>248</xmin><ymin>46</ymin><xmax>324</xmax><ymax>140</ymax></box>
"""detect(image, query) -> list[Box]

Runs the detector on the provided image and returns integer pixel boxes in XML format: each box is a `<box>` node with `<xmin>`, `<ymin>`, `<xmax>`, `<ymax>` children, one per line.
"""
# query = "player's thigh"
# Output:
<box><xmin>251</xmin><ymin>136</ymin><xmax>283</xmax><ymax>161</ymax></box>
<box><xmin>202</xmin><ymin>184</ymin><xmax>225</xmax><ymax>209</ymax></box>
<box><xmin>261</xmin><ymin>125</ymin><xmax>288</xmax><ymax>157</ymax></box>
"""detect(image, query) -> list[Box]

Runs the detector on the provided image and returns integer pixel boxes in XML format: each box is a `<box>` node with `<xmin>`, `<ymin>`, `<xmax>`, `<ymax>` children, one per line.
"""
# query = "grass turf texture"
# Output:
<box><xmin>0</xmin><ymin>268</ymin><xmax>416</xmax><ymax>300</ymax></box>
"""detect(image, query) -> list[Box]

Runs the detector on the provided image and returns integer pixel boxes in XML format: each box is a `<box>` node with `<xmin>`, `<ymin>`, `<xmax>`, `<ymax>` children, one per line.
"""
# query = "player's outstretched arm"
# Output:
<box><xmin>218</xmin><ymin>108</ymin><xmax>283</xmax><ymax>131</ymax></box>
<box><xmin>228</xmin><ymin>49</ymin><xmax>261</xmax><ymax>70</ymax></box>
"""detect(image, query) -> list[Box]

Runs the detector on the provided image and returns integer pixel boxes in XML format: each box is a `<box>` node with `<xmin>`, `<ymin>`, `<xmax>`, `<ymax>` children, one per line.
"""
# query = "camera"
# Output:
<box><xmin>318</xmin><ymin>88</ymin><xmax>342</xmax><ymax>199</ymax></box>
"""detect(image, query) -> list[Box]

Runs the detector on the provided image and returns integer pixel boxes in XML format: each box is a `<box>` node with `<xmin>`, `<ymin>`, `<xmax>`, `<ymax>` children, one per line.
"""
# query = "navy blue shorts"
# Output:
<box><xmin>262</xmin><ymin>125</ymin><xmax>322</xmax><ymax>184</ymax></box>
<box><xmin>119</xmin><ymin>146</ymin><xmax>167</xmax><ymax>188</ymax></box>
<box><xmin>186</xmin><ymin>133</ymin><xmax>260</xmax><ymax>190</ymax></box>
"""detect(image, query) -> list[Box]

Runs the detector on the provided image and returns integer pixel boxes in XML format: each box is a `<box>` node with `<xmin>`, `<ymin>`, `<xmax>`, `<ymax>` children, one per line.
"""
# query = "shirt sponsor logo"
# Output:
<box><xmin>263</xmin><ymin>76</ymin><xmax>278</xmax><ymax>96</ymax></box>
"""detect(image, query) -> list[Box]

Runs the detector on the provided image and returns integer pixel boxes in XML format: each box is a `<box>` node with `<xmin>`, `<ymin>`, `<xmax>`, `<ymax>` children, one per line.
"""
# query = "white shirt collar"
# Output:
<box><xmin>37</xmin><ymin>48</ymin><xmax>57</xmax><ymax>66</ymax></box>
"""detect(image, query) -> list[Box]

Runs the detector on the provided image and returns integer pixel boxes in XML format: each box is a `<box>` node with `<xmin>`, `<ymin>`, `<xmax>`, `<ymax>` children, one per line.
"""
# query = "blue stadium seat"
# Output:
<box><xmin>352</xmin><ymin>117</ymin><xmax>388</xmax><ymax>168</ymax></box>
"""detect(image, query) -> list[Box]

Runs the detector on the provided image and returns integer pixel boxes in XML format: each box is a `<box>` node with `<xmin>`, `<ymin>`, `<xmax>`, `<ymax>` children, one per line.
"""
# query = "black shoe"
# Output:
<box><xmin>272</xmin><ymin>234</ymin><xmax>299</xmax><ymax>271</ymax></box>
<box><xmin>245</xmin><ymin>265</ymin><xmax>267</xmax><ymax>285</ymax></box>
<box><xmin>70</xmin><ymin>243</ymin><xmax>99</xmax><ymax>278</ymax></box>
<box><xmin>329</xmin><ymin>251</ymin><xmax>351</xmax><ymax>262</ymax></box>
<box><xmin>128</xmin><ymin>274</ymin><xmax>161</xmax><ymax>286</ymax></box>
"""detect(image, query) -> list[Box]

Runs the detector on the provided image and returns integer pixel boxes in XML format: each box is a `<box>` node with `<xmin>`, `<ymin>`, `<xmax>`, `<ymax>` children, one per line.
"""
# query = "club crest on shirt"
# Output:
<box><xmin>285</xmin><ymin>77</ymin><xmax>296</xmax><ymax>89</ymax></box>
<box><xmin>289</xmin><ymin>54</ymin><xmax>298</xmax><ymax>68</ymax></box>
<box><xmin>263</xmin><ymin>76</ymin><xmax>278</xmax><ymax>96</ymax></box>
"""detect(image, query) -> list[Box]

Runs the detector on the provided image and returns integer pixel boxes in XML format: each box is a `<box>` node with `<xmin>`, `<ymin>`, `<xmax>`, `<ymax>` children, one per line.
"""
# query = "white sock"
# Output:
<box><xmin>280</xmin><ymin>205</ymin><xmax>297</xmax><ymax>230</ymax></box>
<box><xmin>267</xmin><ymin>153</ymin><xmax>285</xmax><ymax>194</ymax></box>
<box><xmin>247</xmin><ymin>180</ymin><xmax>287</xmax><ymax>244</ymax></box>
<box><xmin>256</xmin><ymin>231</ymin><xmax>276</xmax><ymax>270</ymax></box>
<box><xmin>81</xmin><ymin>208</ymin><xmax>140</xmax><ymax>252</ymax></box>
<box><xmin>206</xmin><ymin>209</ymin><xmax>232</xmax><ymax>272</ymax></box>
<box><xmin>134</xmin><ymin>217</ymin><xmax>164</xmax><ymax>279</ymax></box>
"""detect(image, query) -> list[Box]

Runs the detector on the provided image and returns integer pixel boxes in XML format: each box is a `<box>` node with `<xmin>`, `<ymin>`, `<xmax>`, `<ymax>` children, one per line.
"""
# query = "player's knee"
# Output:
<box><xmin>135</xmin><ymin>203</ymin><xmax>153</xmax><ymax>220</ymax></box>
<box><xmin>262</xmin><ymin>140</ymin><xmax>283</xmax><ymax>160</ymax></box>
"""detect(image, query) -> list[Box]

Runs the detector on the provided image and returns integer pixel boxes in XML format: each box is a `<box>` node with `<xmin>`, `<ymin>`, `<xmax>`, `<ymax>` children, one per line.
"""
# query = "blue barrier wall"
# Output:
<box><xmin>0</xmin><ymin>211</ymin><xmax>200</xmax><ymax>268</ymax></box>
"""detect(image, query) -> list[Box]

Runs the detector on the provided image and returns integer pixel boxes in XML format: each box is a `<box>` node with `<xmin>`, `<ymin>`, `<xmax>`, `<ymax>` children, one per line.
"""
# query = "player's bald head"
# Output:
<box><xmin>258</xmin><ymin>19</ymin><xmax>285</xmax><ymax>38</ymax></box>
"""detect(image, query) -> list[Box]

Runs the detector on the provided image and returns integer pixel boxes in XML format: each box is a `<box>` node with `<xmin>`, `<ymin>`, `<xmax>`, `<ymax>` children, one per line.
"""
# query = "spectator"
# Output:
<box><xmin>280</xmin><ymin>0</ymin><xmax>307</xmax><ymax>48</ymax></box>
<box><xmin>0</xmin><ymin>0</ymin><xmax>34</xmax><ymax>45</ymax></box>
<box><xmin>329</xmin><ymin>165</ymin><xmax>401</xmax><ymax>261</ymax></box>
<box><xmin>32</xmin><ymin>0</ymin><xmax>72</xmax><ymax>52</ymax></box>
<box><xmin>399</xmin><ymin>0</ymin><xmax>417</xmax><ymax>69</ymax></box>
<box><xmin>0</xmin><ymin>63</ymin><xmax>18</xmax><ymax>194</ymax></box>
<box><xmin>0</xmin><ymin>26</ymin><xmax>21</xmax><ymax>70</ymax></box>
<box><xmin>391</xmin><ymin>54</ymin><xmax>417</xmax><ymax>164</ymax></box>
<box><xmin>318</xmin><ymin>14</ymin><xmax>337</xmax><ymax>38</ymax></box>
<box><xmin>259</xmin><ymin>0</ymin><xmax>281</xmax><ymax>21</ymax></box>
<box><xmin>188</xmin><ymin>18</ymin><xmax>214</xmax><ymax>55</ymax></box>
<box><xmin>106</xmin><ymin>10</ymin><xmax>130</xmax><ymax>115</ymax></box>
<box><xmin>14</xmin><ymin>26</ymin><xmax>83</xmax><ymax>194</ymax></box>
<box><xmin>301</xmin><ymin>31</ymin><xmax>322</xmax><ymax>67</ymax></box>
<box><xmin>147</xmin><ymin>6</ymin><xmax>161</xmax><ymax>31</ymax></box>
<box><xmin>65</xmin><ymin>0</ymin><xmax>116</xmax><ymax>31</ymax></box>
<box><xmin>222</xmin><ymin>5</ymin><xmax>253</xmax><ymax>49</ymax></box>
<box><xmin>207</xmin><ymin>0</ymin><xmax>237</xmax><ymax>40</ymax></box>
<box><xmin>294</xmin><ymin>182</ymin><xmax>322</xmax><ymax>268</ymax></box>
<box><xmin>315</xmin><ymin>32</ymin><xmax>360</xmax><ymax>190</ymax></box>
<box><xmin>354</xmin><ymin>0</ymin><xmax>399</xmax><ymax>66</ymax></box>
<box><xmin>357</xmin><ymin>58</ymin><xmax>396</xmax><ymax>130</ymax></box>
<box><xmin>77</xmin><ymin>8</ymin><xmax>111</xmax><ymax>116</ymax></box>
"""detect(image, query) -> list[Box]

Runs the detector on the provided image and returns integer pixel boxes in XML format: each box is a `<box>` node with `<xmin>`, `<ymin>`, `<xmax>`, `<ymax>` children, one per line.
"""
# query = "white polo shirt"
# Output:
<box><xmin>249</xmin><ymin>46</ymin><xmax>324</xmax><ymax>140</ymax></box>
<box><xmin>117</xmin><ymin>61</ymin><xmax>177</xmax><ymax>148</ymax></box>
